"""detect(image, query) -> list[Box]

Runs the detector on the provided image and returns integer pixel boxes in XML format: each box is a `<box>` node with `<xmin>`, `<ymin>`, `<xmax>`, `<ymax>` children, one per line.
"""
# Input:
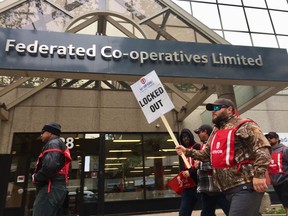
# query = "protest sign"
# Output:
<box><xmin>131</xmin><ymin>70</ymin><xmax>191</xmax><ymax>169</ymax></box>
<box><xmin>130</xmin><ymin>70</ymin><xmax>175</xmax><ymax>124</ymax></box>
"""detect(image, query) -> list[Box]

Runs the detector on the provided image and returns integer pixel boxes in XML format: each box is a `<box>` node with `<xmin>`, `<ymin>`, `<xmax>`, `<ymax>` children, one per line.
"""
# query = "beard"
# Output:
<box><xmin>212</xmin><ymin>111</ymin><xmax>230</xmax><ymax>128</ymax></box>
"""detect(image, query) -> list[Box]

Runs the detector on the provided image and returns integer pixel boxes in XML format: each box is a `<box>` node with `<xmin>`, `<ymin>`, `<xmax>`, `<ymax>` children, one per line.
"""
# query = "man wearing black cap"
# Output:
<box><xmin>32</xmin><ymin>122</ymin><xmax>71</xmax><ymax>216</ymax></box>
<box><xmin>266</xmin><ymin>132</ymin><xmax>288</xmax><ymax>216</ymax></box>
<box><xmin>176</xmin><ymin>98</ymin><xmax>271</xmax><ymax>216</ymax></box>
<box><xmin>194</xmin><ymin>124</ymin><xmax>230</xmax><ymax>216</ymax></box>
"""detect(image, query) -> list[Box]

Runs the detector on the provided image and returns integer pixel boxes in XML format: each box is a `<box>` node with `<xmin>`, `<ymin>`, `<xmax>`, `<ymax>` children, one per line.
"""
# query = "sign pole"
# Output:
<box><xmin>160</xmin><ymin>115</ymin><xmax>191</xmax><ymax>169</ymax></box>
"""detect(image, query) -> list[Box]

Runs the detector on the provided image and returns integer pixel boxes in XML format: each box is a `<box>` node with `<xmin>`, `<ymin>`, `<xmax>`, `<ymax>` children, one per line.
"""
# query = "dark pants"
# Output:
<box><xmin>200</xmin><ymin>192</ymin><xmax>230</xmax><ymax>216</ymax></box>
<box><xmin>225</xmin><ymin>184</ymin><xmax>263</xmax><ymax>216</ymax></box>
<box><xmin>179</xmin><ymin>187</ymin><xmax>198</xmax><ymax>216</ymax></box>
<box><xmin>33</xmin><ymin>183</ymin><xmax>67</xmax><ymax>216</ymax></box>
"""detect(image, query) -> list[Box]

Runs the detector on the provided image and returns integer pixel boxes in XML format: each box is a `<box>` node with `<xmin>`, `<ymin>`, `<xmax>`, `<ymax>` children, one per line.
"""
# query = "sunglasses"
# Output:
<box><xmin>206</xmin><ymin>104</ymin><xmax>229</xmax><ymax>111</ymax></box>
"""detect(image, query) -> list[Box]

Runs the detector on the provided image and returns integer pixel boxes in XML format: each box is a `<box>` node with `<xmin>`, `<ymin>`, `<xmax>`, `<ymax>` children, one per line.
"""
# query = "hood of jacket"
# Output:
<box><xmin>180</xmin><ymin>128</ymin><xmax>196</xmax><ymax>147</ymax></box>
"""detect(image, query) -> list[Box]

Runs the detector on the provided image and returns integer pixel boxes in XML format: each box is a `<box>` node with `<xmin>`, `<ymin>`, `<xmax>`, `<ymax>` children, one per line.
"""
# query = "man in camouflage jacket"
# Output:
<box><xmin>176</xmin><ymin>98</ymin><xmax>271</xmax><ymax>216</ymax></box>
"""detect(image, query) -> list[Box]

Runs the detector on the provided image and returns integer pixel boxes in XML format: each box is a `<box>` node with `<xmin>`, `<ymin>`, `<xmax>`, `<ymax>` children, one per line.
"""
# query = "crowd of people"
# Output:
<box><xmin>175</xmin><ymin>98</ymin><xmax>288</xmax><ymax>216</ymax></box>
<box><xmin>31</xmin><ymin>98</ymin><xmax>288</xmax><ymax>216</ymax></box>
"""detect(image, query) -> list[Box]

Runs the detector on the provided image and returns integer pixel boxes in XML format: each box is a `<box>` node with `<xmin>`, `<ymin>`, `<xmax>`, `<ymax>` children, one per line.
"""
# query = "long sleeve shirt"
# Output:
<box><xmin>185</xmin><ymin>117</ymin><xmax>271</xmax><ymax>191</ymax></box>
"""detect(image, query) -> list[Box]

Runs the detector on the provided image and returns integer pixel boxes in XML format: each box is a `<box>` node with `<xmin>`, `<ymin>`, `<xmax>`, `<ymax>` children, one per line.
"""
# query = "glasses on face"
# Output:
<box><xmin>212</xmin><ymin>105</ymin><xmax>228</xmax><ymax>111</ymax></box>
<box><xmin>267</xmin><ymin>137</ymin><xmax>275</xmax><ymax>139</ymax></box>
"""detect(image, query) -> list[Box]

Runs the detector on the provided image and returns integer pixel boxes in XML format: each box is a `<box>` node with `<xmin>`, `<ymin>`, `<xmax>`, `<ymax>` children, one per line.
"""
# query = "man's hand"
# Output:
<box><xmin>175</xmin><ymin>145</ymin><xmax>186</xmax><ymax>156</ymax></box>
<box><xmin>194</xmin><ymin>160</ymin><xmax>200</xmax><ymax>169</ymax></box>
<box><xmin>253</xmin><ymin>177</ymin><xmax>268</xmax><ymax>192</ymax></box>
<box><xmin>182</xmin><ymin>170</ymin><xmax>190</xmax><ymax>178</ymax></box>
<box><xmin>32</xmin><ymin>174</ymin><xmax>37</xmax><ymax>184</ymax></box>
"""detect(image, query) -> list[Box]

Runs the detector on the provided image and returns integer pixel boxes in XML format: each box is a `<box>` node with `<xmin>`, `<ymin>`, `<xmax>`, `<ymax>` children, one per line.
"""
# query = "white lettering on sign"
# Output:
<box><xmin>4</xmin><ymin>39</ymin><xmax>264</xmax><ymax>67</ymax></box>
<box><xmin>5</xmin><ymin>39</ymin><xmax>96</xmax><ymax>59</ymax></box>
<box><xmin>131</xmin><ymin>70</ymin><xmax>175</xmax><ymax>124</ymax></box>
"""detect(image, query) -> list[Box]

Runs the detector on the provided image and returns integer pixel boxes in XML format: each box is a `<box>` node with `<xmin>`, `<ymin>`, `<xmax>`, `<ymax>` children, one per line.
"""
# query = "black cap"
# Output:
<box><xmin>42</xmin><ymin>122</ymin><xmax>61</xmax><ymax>136</ymax></box>
<box><xmin>206</xmin><ymin>98</ymin><xmax>235</xmax><ymax>111</ymax></box>
<box><xmin>265</xmin><ymin>132</ymin><xmax>279</xmax><ymax>139</ymax></box>
<box><xmin>194</xmin><ymin>124</ymin><xmax>213</xmax><ymax>135</ymax></box>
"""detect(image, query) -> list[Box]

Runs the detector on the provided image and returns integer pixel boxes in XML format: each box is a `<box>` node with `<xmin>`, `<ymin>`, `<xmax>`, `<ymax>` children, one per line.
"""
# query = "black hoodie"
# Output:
<box><xmin>180</xmin><ymin>128</ymin><xmax>201</xmax><ymax>184</ymax></box>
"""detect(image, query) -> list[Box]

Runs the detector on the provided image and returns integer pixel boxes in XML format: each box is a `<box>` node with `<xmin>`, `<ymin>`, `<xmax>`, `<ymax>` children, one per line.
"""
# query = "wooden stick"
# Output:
<box><xmin>160</xmin><ymin>115</ymin><xmax>191</xmax><ymax>169</ymax></box>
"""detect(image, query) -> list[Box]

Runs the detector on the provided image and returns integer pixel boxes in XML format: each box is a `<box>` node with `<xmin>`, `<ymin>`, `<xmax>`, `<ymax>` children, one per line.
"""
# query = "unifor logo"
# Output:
<box><xmin>140</xmin><ymin>77</ymin><xmax>146</xmax><ymax>84</ymax></box>
<box><xmin>139</xmin><ymin>77</ymin><xmax>153</xmax><ymax>92</ymax></box>
<box><xmin>216</xmin><ymin>141</ymin><xmax>220</xmax><ymax>149</ymax></box>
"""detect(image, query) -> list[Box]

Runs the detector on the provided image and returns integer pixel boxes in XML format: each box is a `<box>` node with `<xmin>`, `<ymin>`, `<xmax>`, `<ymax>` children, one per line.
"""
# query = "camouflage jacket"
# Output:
<box><xmin>185</xmin><ymin>116</ymin><xmax>271</xmax><ymax>192</ymax></box>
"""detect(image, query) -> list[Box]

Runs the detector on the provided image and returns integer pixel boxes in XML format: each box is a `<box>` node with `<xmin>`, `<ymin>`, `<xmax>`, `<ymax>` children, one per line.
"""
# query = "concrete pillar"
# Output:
<box><xmin>216</xmin><ymin>85</ymin><xmax>237</xmax><ymax>106</ymax></box>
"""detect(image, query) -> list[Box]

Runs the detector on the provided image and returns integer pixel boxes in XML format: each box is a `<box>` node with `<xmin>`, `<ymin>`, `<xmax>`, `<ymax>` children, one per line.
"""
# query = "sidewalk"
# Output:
<box><xmin>134</xmin><ymin>209</ymin><xmax>225</xmax><ymax>216</ymax></box>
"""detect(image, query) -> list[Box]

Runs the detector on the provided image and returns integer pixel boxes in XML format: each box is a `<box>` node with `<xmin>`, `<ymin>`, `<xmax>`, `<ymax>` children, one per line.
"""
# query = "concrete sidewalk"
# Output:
<box><xmin>134</xmin><ymin>209</ymin><xmax>225</xmax><ymax>216</ymax></box>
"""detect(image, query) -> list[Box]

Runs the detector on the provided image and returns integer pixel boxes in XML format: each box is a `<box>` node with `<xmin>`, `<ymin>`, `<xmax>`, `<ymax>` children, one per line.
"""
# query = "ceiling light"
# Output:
<box><xmin>109</xmin><ymin>150</ymin><xmax>132</xmax><ymax>153</ymax></box>
<box><xmin>146</xmin><ymin>156</ymin><xmax>166</xmax><ymax>159</ymax></box>
<box><xmin>161</xmin><ymin>149</ymin><xmax>175</xmax><ymax>152</ymax></box>
<box><xmin>113</xmin><ymin>139</ymin><xmax>141</xmax><ymax>143</ymax></box>
<box><xmin>105</xmin><ymin>163</ymin><xmax>123</xmax><ymax>166</ymax></box>
<box><xmin>106</xmin><ymin>157</ymin><xmax>127</xmax><ymax>160</ymax></box>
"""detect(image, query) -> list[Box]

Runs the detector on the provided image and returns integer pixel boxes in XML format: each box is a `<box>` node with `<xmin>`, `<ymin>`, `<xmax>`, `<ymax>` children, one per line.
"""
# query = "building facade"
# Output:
<box><xmin>0</xmin><ymin>0</ymin><xmax>287</xmax><ymax>215</ymax></box>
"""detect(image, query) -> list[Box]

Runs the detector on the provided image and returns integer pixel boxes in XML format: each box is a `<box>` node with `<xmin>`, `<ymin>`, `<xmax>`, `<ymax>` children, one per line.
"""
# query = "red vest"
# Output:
<box><xmin>210</xmin><ymin>119</ymin><xmax>253</xmax><ymax>168</ymax></box>
<box><xmin>34</xmin><ymin>147</ymin><xmax>72</xmax><ymax>192</ymax></box>
<box><xmin>269</xmin><ymin>148</ymin><xmax>285</xmax><ymax>174</ymax></box>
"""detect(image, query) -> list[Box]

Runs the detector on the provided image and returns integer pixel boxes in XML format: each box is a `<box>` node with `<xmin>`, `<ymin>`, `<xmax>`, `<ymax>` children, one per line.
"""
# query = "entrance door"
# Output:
<box><xmin>79</xmin><ymin>155</ymin><xmax>100</xmax><ymax>216</ymax></box>
<box><xmin>4</xmin><ymin>155</ymin><xmax>31</xmax><ymax>216</ymax></box>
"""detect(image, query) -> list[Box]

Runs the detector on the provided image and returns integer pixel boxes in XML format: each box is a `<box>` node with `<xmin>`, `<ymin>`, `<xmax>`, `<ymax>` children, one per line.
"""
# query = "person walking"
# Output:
<box><xmin>194</xmin><ymin>124</ymin><xmax>230</xmax><ymax>216</ymax></box>
<box><xmin>176</xmin><ymin>98</ymin><xmax>271</xmax><ymax>216</ymax></box>
<box><xmin>178</xmin><ymin>128</ymin><xmax>201</xmax><ymax>216</ymax></box>
<box><xmin>32</xmin><ymin>122</ymin><xmax>71</xmax><ymax>216</ymax></box>
<box><xmin>266</xmin><ymin>132</ymin><xmax>288</xmax><ymax>216</ymax></box>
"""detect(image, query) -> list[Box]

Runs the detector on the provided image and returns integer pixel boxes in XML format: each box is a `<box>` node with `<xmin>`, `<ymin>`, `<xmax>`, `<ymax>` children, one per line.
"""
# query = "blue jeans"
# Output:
<box><xmin>226</xmin><ymin>184</ymin><xmax>263</xmax><ymax>216</ymax></box>
<box><xmin>200</xmin><ymin>193</ymin><xmax>230</xmax><ymax>216</ymax></box>
<box><xmin>33</xmin><ymin>183</ymin><xmax>67</xmax><ymax>216</ymax></box>
<box><xmin>179</xmin><ymin>187</ymin><xmax>198</xmax><ymax>216</ymax></box>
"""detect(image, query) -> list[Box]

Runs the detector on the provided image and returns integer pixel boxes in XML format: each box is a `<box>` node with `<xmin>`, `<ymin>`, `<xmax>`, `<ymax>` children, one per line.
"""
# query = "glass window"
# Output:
<box><xmin>104</xmin><ymin>133</ymin><xmax>143</xmax><ymax>201</ymax></box>
<box><xmin>48</xmin><ymin>0</ymin><xmax>100</xmax><ymax>16</ymax></box>
<box><xmin>270</xmin><ymin>11</ymin><xmax>288</xmax><ymax>34</ymax></box>
<box><xmin>266</xmin><ymin>0</ymin><xmax>288</xmax><ymax>10</ymax></box>
<box><xmin>242</xmin><ymin>0</ymin><xmax>266</xmax><ymax>8</ymax></box>
<box><xmin>191</xmin><ymin>0</ymin><xmax>216</xmax><ymax>3</ymax></box>
<box><xmin>219</xmin><ymin>5</ymin><xmax>248</xmax><ymax>31</ymax></box>
<box><xmin>172</xmin><ymin>0</ymin><xmax>192</xmax><ymax>14</ymax></box>
<box><xmin>104</xmin><ymin>133</ymin><xmax>180</xmax><ymax>202</ymax></box>
<box><xmin>277</xmin><ymin>36</ymin><xmax>288</xmax><ymax>50</ymax></box>
<box><xmin>214</xmin><ymin>30</ymin><xmax>224</xmax><ymax>37</ymax></box>
<box><xmin>224</xmin><ymin>31</ymin><xmax>252</xmax><ymax>46</ymax></box>
<box><xmin>245</xmin><ymin>8</ymin><xmax>274</xmax><ymax>33</ymax></box>
<box><xmin>251</xmin><ymin>33</ymin><xmax>278</xmax><ymax>48</ymax></box>
<box><xmin>0</xmin><ymin>0</ymin><xmax>71</xmax><ymax>31</ymax></box>
<box><xmin>143</xmin><ymin>133</ymin><xmax>180</xmax><ymax>199</ymax></box>
<box><xmin>192</xmin><ymin>2</ymin><xmax>221</xmax><ymax>29</ymax></box>
<box><xmin>218</xmin><ymin>0</ymin><xmax>242</xmax><ymax>5</ymax></box>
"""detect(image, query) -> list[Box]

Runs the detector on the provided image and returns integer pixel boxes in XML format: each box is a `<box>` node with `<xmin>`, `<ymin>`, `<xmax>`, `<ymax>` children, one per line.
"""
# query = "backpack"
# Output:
<box><xmin>210</xmin><ymin>119</ymin><xmax>253</xmax><ymax>168</ymax></box>
<box><xmin>34</xmin><ymin>147</ymin><xmax>72</xmax><ymax>192</ymax></box>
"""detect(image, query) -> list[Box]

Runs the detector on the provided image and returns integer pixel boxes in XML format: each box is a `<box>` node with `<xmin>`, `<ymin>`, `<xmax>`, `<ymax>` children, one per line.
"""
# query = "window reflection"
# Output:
<box><xmin>143</xmin><ymin>134</ymin><xmax>180</xmax><ymax>199</ymax></box>
<box><xmin>104</xmin><ymin>133</ymin><xmax>180</xmax><ymax>202</ymax></box>
<box><xmin>104</xmin><ymin>133</ymin><xmax>143</xmax><ymax>201</ymax></box>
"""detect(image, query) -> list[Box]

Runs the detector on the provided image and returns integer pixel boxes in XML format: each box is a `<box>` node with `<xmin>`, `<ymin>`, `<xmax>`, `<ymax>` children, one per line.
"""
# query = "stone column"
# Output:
<box><xmin>216</xmin><ymin>85</ymin><xmax>237</xmax><ymax>106</ymax></box>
